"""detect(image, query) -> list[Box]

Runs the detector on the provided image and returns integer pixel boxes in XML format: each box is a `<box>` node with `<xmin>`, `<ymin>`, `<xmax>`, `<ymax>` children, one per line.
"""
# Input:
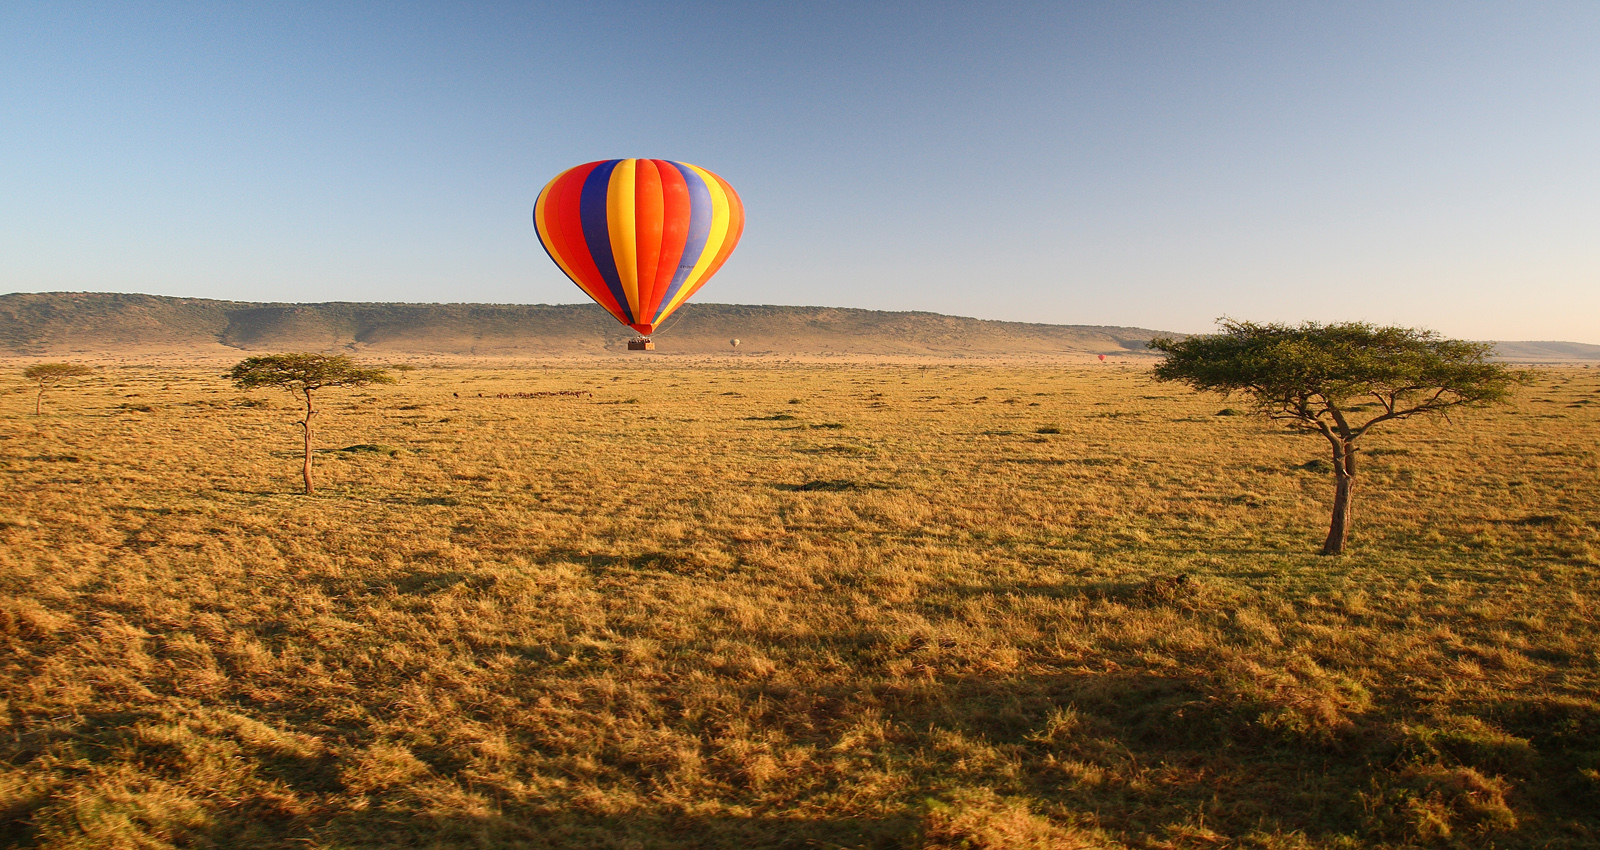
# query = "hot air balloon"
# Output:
<box><xmin>1098</xmin><ymin>354</ymin><xmax>1107</xmax><ymax>362</ymax></box>
<box><xmin>533</xmin><ymin>159</ymin><xmax>744</xmax><ymax>350</ymax></box>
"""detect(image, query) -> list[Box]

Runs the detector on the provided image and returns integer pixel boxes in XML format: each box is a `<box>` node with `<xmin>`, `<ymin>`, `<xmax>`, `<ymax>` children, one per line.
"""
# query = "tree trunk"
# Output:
<box><xmin>1321</xmin><ymin>440</ymin><xmax>1356</xmax><ymax>555</ymax></box>
<box><xmin>35</xmin><ymin>386</ymin><xmax>43</xmax><ymax>415</ymax></box>
<box><xmin>300</xmin><ymin>389</ymin><xmax>316</xmax><ymax>495</ymax></box>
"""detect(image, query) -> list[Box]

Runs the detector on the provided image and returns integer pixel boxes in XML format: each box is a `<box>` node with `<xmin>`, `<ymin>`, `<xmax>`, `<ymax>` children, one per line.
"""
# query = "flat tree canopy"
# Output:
<box><xmin>228</xmin><ymin>353</ymin><xmax>394</xmax><ymax>394</ymax></box>
<box><xmin>1150</xmin><ymin>319</ymin><xmax>1531</xmax><ymax>554</ymax></box>
<box><xmin>229</xmin><ymin>354</ymin><xmax>395</xmax><ymax>495</ymax></box>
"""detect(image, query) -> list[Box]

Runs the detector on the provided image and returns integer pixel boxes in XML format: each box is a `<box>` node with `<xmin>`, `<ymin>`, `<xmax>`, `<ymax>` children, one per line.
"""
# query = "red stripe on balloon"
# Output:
<box><xmin>550</xmin><ymin>162</ymin><xmax>627</xmax><ymax>321</ymax></box>
<box><xmin>633</xmin><ymin>159</ymin><xmax>665</xmax><ymax>322</ymax></box>
<box><xmin>537</xmin><ymin>168</ymin><xmax>592</xmax><ymax>306</ymax></box>
<box><xmin>648</xmin><ymin>160</ymin><xmax>691</xmax><ymax>324</ymax></box>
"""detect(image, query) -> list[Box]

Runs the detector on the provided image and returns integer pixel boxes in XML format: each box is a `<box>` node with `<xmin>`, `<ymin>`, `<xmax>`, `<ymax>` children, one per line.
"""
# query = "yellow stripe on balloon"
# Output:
<box><xmin>607</xmin><ymin>159</ymin><xmax>640</xmax><ymax>319</ymax></box>
<box><xmin>660</xmin><ymin>162</ymin><xmax>731</xmax><ymax>318</ymax></box>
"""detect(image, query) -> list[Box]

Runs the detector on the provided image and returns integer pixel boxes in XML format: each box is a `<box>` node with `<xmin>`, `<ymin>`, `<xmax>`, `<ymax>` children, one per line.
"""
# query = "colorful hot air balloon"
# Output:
<box><xmin>533</xmin><ymin>159</ymin><xmax>744</xmax><ymax>341</ymax></box>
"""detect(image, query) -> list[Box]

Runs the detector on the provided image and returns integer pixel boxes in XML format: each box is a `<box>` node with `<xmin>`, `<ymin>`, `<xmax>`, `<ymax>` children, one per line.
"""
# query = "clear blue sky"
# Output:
<box><xmin>4</xmin><ymin>2</ymin><xmax>1597</xmax><ymax>342</ymax></box>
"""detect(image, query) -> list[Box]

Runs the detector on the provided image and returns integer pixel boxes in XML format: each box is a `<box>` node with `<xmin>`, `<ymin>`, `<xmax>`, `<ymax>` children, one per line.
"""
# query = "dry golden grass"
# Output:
<box><xmin>2</xmin><ymin>357</ymin><xmax>1597</xmax><ymax>849</ymax></box>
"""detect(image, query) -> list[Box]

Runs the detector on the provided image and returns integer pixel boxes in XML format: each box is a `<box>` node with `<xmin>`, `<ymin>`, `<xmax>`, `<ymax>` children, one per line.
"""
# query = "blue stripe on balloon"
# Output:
<box><xmin>578</xmin><ymin>160</ymin><xmax>631</xmax><ymax>322</ymax></box>
<box><xmin>653</xmin><ymin>161</ymin><xmax>713</xmax><ymax>322</ymax></box>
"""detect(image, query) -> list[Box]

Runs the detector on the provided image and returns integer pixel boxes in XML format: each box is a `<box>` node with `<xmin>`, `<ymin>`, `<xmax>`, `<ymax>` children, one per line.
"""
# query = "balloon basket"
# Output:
<box><xmin>628</xmin><ymin>337</ymin><xmax>655</xmax><ymax>351</ymax></box>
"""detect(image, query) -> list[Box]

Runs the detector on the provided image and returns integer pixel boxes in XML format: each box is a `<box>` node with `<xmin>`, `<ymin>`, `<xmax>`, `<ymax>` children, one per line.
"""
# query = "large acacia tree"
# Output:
<box><xmin>229</xmin><ymin>354</ymin><xmax>395</xmax><ymax>495</ymax></box>
<box><xmin>1150</xmin><ymin>319</ymin><xmax>1531</xmax><ymax>555</ymax></box>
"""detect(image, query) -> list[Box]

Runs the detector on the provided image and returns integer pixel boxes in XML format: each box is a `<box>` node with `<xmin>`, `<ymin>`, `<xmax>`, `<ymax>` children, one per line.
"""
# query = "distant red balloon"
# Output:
<box><xmin>1098</xmin><ymin>354</ymin><xmax>1107</xmax><ymax>362</ymax></box>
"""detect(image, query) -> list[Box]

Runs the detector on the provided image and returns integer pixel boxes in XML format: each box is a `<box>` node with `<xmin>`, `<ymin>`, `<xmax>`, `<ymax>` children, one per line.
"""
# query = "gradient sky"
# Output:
<box><xmin>4</xmin><ymin>2</ymin><xmax>1597</xmax><ymax>342</ymax></box>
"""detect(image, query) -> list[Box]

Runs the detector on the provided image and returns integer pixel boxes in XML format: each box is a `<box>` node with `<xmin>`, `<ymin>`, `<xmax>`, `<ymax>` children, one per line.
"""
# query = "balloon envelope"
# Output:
<box><xmin>534</xmin><ymin>159</ymin><xmax>744</xmax><ymax>335</ymax></box>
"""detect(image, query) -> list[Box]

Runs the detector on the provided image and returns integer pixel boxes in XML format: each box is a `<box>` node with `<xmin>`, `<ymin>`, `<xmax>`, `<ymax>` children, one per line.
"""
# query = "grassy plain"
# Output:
<box><xmin>1</xmin><ymin>356</ymin><xmax>1597</xmax><ymax>849</ymax></box>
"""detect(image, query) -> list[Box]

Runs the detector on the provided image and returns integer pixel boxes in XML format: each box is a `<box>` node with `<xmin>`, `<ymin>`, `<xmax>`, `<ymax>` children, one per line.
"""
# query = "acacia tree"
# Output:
<box><xmin>23</xmin><ymin>363</ymin><xmax>94</xmax><ymax>415</ymax></box>
<box><xmin>1150</xmin><ymin>319</ymin><xmax>1531</xmax><ymax>555</ymax></box>
<box><xmin>229</xmin><ymin>354</ymin><xmax>395</xmax><ymax>495</ymax></box>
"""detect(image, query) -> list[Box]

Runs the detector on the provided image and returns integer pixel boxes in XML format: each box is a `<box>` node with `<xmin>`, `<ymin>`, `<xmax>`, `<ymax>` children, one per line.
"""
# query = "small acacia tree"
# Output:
<box><xmin>229</xmin><ymin>353</ymin><xmax>395</xmax><ymax>495</ymax></box>
<box><xmin>23</xmin><ymin>363</ymin><xmax>94</xmax><ymax>415</ymax></box>
<box><xmin>1150</xmin><ymin>319</ymin><xmax>1531</xmax><ymax>555</ymax></box>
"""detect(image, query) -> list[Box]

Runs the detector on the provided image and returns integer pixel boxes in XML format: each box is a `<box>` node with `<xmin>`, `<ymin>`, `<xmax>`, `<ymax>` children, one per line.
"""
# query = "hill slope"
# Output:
<box><xmin>0</xmin><ymin>292</ymin><xmax>1175</xmax><ymax>357</ymax></box>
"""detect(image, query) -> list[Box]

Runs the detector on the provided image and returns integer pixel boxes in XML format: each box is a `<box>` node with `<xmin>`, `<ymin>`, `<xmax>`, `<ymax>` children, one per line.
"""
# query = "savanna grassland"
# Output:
<box><xmin>2</xmin><ymin>357</ymin><xmax>1598</xmax><ymax>849</ymax></box>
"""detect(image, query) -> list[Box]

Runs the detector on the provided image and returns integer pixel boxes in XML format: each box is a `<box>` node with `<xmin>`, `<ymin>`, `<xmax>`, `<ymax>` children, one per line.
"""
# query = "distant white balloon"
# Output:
<box><xmin>730</xmin><ymin>338</ymin><xmax>740</xmax><ymax>348</ymax></box>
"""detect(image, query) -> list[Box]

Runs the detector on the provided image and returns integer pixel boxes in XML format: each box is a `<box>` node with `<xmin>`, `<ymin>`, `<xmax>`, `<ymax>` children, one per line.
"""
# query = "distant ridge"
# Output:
<box><xmin>1485</xmin><ymin>340</ymin><xmax>1600</xmax><ymax>363</ymax></box>
<box><xmin>0</xmin><ymin>292</ymin><xmax>1174</xmax><ymax>358</ymax></box>
<box><xmin>3</xmin><ymin>293</ymin><xmax>1592</xmax><ymax>361</ymax></box>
